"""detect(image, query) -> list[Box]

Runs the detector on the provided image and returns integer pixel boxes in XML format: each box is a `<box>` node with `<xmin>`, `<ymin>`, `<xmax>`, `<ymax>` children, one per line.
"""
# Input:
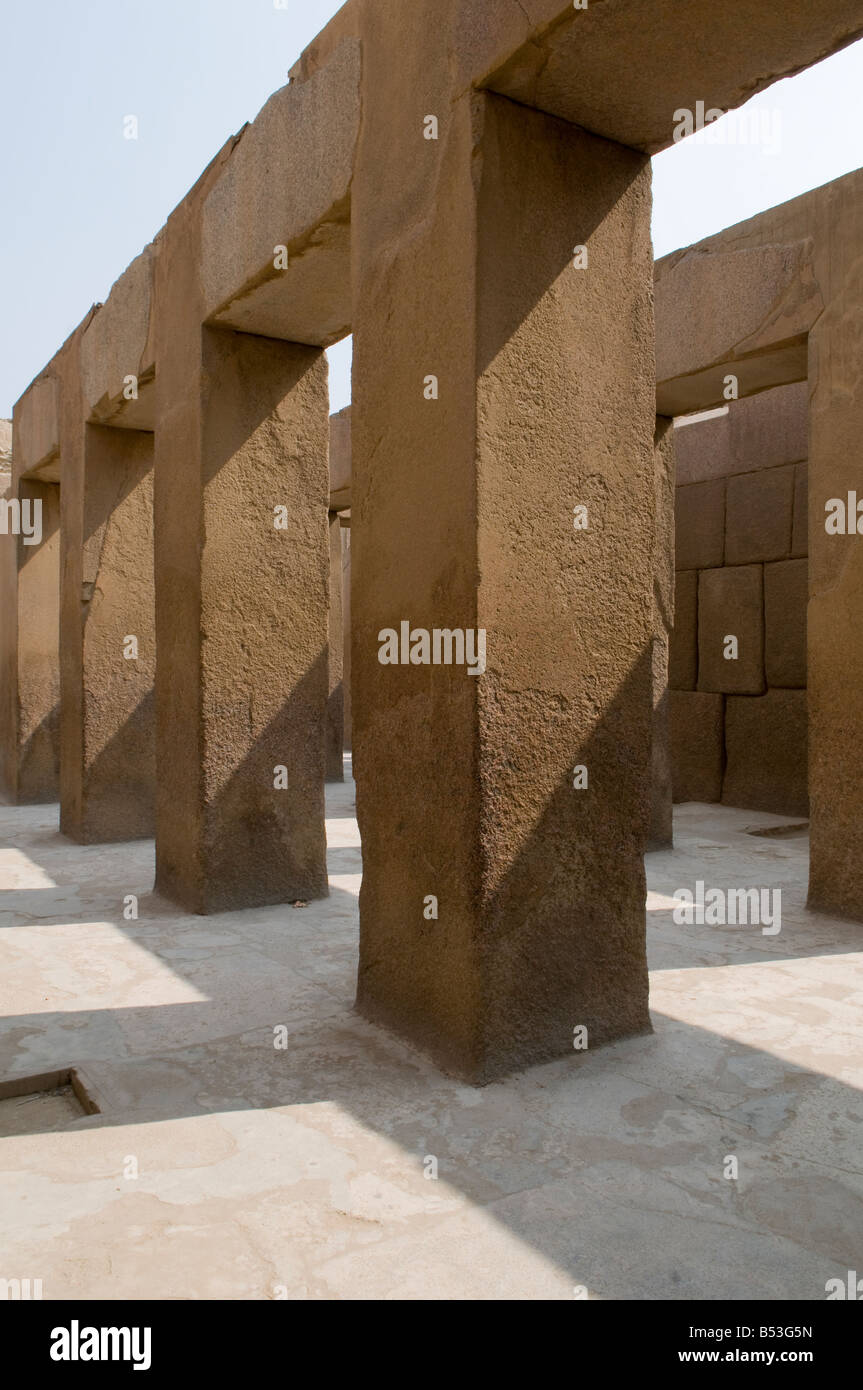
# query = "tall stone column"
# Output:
<box><xmin>342</xmin><ymin>523</ymin><xmax>352</xmax><ymax>753</ymax></box>
<box><xmin>0</xmin><ymin>476</ymin><xmax>61</xmax><ymax>803</ymax></box>
<box><xmin>59</xmin><ymin>413</ymin><xmax>156</xmax><ymax>843</ymax></box>
<box><xmin>352</xmin><ymin>49</ymin><xmax>656</xmax><ymax>1078</ymax></box>
<box><xmin>326</xmin><ymin>510</ymin><xmax>345</xmax><ymax>781</ymax></box>
<box><xmin>649</xmin><ymin>416</ymin><xmax>675</xmax><ymax>850</ymax></box>
<box><xmin>808</xmin><ymin>303</ymin><xmax>863</xmax><ymax>919</ymax></box>
<box><xmin>154</xmin><ymin>225</ymin><xmax>330</xmax><ymax>912</ymax></box>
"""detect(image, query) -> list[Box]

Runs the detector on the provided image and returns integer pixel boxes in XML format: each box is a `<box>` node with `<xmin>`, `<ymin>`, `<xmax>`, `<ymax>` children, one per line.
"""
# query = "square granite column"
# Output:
<box><xmin>352</xmin><ymin>75</ymin><xmax>656</xmax><ymax>1080</ymax></box>
<box><xmin>153</xmin><ymin>178</ymin><xmax>330</xmax><ymax>913</ymax></box>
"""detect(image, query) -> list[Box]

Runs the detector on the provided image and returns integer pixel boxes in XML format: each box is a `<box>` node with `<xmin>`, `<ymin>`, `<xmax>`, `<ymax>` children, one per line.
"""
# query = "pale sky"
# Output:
<box><xmin>3</xmin><ymin>1</ymin><xmax>863</xmax><ymax>418</ymax></box>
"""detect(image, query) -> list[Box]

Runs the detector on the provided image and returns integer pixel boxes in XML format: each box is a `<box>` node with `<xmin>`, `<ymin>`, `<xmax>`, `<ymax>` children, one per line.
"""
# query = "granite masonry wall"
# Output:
<box><xmin>670</xmin><ymin>382</ymin><xmax>809</xmax><ymax>818</ymax></box>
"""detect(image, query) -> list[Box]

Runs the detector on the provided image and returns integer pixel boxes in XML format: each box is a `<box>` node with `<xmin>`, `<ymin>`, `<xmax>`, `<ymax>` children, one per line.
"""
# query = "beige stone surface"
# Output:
<box><xmin>64</xmin><ymin>428</ymin><xmax>155</xmax><ymax>843</ymax></box>
<box><xmin>765</xmin><ymin>559</ymin><xmax>808</xmax><ymax>689</ymax></box>
<box><xmin>0</xmin><ymin>475</ymin><xmax>61</xmax><ymax>805</ymax></box>
<box><xmin>16</xmin><ymin>482</ymin><xmax>61</xmax><ymax>802</ymax></box>
<box><xmin>326</xmin><ymin>513</ymin><xmax>345</xmax><ymax>782</ymax></box>
<box><xmin>656</xmin><ymin>243</ymin><xmax>818</xmax><ymax>416</ymax></box>
<box><xmin>295</xmin><ymin>0</ymin><xmax>863</xmax><ymax>161</ymax></box>
<box><xmin>649</xmin><ymin>417</ymin><xmax>675</xmax><ymax>851</ymax></box>
<box><xmin>670</xmin><ymin>691</ymin><xmax>723</xmax><ymax>804</ymax></box>
<box><xmin>201</xmin><ymin>40</ymin><xmax>360</xmax><ymax>345</ymax></box>
<box><xmin>152</xmin><ymin>127</ymin><xmax>331</xmax><ymax>916</ymax></box>
<box><xmin>724</xmin><ymin>690</ymin><xmax>809</xmax><ymax>818</ymax></box>
<box><xmin>329</xmin><ymin>406</ymin><xmax>351</xmax><ymax>509</ymax></box>
<box><xmin>2</xmin><ymin>782</ymin><xmax>860</xmax><ymax>1300</ymax></box>
<box><xmin>698</xmin><ymin>565</ymin><xmax>765</xmax><ymax>696</ymax></box>
<box><xmin>725</xmin><ymin>463</ymin><xmax>795</xmax><ymax>566</ymax></box>
<box><xmin>792</xmin><ymin>462</ymin><xmax>809</xmax><ymax>559</ymax></box>
<box><xmin>80</xmin><ymin>246</ymin><xmax>157</xmax><ymax>430</ymax></box>
<box><xmin>13</xmin><ymin>375</ymin><xmax>59</xmax><ymax>477</ymax></box>
<box><xmin>675</xmin><ymin>478</ymin><xmax>725</xmax><ymax>571</ymax></box>
<box><xmin>673</xmin><ymin>384</ymin><xmax>808</xmax><ymax>487</ymax></box>
<box><xmin>670</xmin><ymin>571</ymin><xmax>697</xmax><ymax>692</ymax></box>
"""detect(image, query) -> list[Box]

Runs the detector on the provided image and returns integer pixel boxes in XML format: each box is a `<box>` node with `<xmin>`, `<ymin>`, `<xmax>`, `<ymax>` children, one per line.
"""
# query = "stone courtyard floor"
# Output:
<box><xmin>1</xmin><ymin>763</ymin><xmax>861</xmax><ymax>1300</ymax></box>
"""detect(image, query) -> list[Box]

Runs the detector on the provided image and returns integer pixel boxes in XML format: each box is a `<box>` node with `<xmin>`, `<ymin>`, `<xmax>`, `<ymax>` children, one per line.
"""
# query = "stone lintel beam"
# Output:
<box><xmin>293</xmin><ymin>0</ymin><xmax>863</xmax><ymax>157</ymax></box>
<box><xmin>80</xmin><ymin>244</ymin><xmax>159</xmax><ymax>431</ymax></box>
<box><xmin>329</xmin><ymin>406</ymin><xmax>351</xmax><ymax>510</ymax></box>
<box><xmin>201</xmin><ymin>39</ymin><xmax>360</xmax><ymax>346</ymax></box>
<box><xmin>480</xmin><ymin>0</ymin><xmax>863</xmax><ymax>154</ymax></box>
<box><xmin>655</xmin><ymin>241</ymin><xmax>821</xmax><ymax>416</ymax></box>
<box><xmin>14</xmin><ymin>375</ymin><xmax>60</xmax><ymax>481</ymax></box>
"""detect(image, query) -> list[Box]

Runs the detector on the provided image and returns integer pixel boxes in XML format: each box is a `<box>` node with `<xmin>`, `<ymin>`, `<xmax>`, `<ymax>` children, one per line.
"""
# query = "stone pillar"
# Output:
<box><xmin>154</xmin><ymin>317</ymin><xmax>330</xmax><ymax>913</ymax></box>
<box><xmin>0</xmin><ymin>476</ymin><xmax>61</xmax><ymax>803</ymax></box>
<box><xmin>326</xmin><ymin>511</ymin><xmax>345</xmax><ymax>780</ymax></box>
<box><xmin>342</xmin><ymin>523</ymin><xmax>352</xmax><ymax>753</ymax></box>
<box><xmin>59</xmin><ymin>417</ymin><xmax>156</xmax><ymax>843</ymax></box>
<box><xmin>808</xmin><ymin>310</ymin><xmax>863</xmax><ymax>918</ymax></box>
<box><xmin>649</xmin><ymin>416</ymin><xmax>675</xmax><ymax>850</ymax></box>
<box><xmin>352</xmin><ymin>70</ymin><xmax>655</xmax><ymax>1079</ymax></box>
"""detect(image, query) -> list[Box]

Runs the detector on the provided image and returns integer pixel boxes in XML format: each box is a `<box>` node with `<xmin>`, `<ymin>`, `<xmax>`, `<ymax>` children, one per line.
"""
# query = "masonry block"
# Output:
<box><xmin>792</xmin><ymin>461</ymin><xmax>808</xmax><ymax>558</ymax></box>
<box><xmin>648</xmin><ymin>416</ymin><xmax>675</xmax><ymax>852</ymax></box>
<box><xmin>725</xmin><ymin>463</ymin><xmax>795</xmax><ymax>565</ymax></box>
<box><xmin>670</xmin><ymin>570</ymin><xmax>697</xmax><ymax>690</ymax></box>
<box><xmin>698</xmin><ymin>564</ymin><xmax>764</xmax><ymax>694</ymax></box>
<box><xmin>764</xmin><ymin>559</ymin><xmax>807</xmax><ymax>688</ymax></box>
<box><xmin>326</xmin><ymin>511</ymin><xmax>345</xmax><ymax>781</ymax></box>
<box><xmin>671</xmin><ymin>691</ymin><xmax>724</xmax><ymax>803</ymax></box>
<box><xmin>723</xmin><ymin>690</ymin><xmax>808</xmax><ymax>817</ymax></box>
<box><xmin>675</xmin><ymin>477</ymin><xmax>724</xmax><ymax>570</ymax></box>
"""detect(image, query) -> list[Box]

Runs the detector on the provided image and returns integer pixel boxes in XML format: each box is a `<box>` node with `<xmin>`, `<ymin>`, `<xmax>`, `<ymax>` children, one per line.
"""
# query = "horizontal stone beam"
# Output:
<box><xmin>655</xmin><ymin>241</ymin><xmax>821</xmax><ymax>416</ymax></box>
<box><xmin>201</xmin><ymin>38</ymin><xmax>360</xmax><ymax>346</ymax></box>
<box><xmin>13</xmin><ymin>375</ymin><xmax>60</xmax><ymax>480</ymax></box>
<box><xmin>329</xmin><ymin>405</ymin><xmax>351</xmax><ymax>509</ymax></box>
<box><xmin>80</xmin><ymin>245</ymin><xmax>158</xmax><ymax>431</ymax></box>
<box><xmin>295</xmin><ymin>0</ymin><xmax>863</xmax><ymax>156</ymax></box>
<box><xmin>480</xmin><ymin>0</ymin><xmax>863</xmax><ymax>154</ymax></box>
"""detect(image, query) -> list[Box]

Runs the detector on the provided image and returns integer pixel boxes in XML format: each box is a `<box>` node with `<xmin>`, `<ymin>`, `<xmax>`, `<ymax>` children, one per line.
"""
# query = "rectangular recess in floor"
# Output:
<box><xmin>0</xmin><ymin>1068</ymin><xmax>101</xmax><ymax>1137</ymax></box>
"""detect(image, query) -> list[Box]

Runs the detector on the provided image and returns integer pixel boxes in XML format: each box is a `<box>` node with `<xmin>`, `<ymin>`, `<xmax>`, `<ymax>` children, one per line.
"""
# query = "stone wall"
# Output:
<box><xmin>0</xmin><ymin>418</ymin><xmax>11</xmax><ymax>475</ymax></box>
<box><xmin>670</xmin><ymin>382</ymin><xmax>808</xmax><ymax>817</ymax></box>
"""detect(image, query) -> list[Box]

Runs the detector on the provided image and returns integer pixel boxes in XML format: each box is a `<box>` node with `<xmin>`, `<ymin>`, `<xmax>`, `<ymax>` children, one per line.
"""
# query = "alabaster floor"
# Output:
<box><xmin>1</xmin><ymin>764</ymin><xmax>861</xmax><ymax>1300</ymax></box>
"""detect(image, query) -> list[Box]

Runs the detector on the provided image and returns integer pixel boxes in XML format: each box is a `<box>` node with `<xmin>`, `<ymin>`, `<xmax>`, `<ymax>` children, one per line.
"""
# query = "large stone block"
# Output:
<box><xmin>725</xmin><ymin>463</ymin><xmax>795</xmax><ymax>565</ymax></box>
<box><xmin>329</xmin><ymin>406</ymin><xmax>351</xmax><ymax>509</ymax></box>
<box><xmin>675</xmin><ymin>478</ymin><xmax>724</xmax><ymax>571</ymax></box>
<box><xmin>698</xmin><ymin>565</ymin><xmax>764</xmax><ymax>694</ymax></box>
<box><xmin>670</xmin><ymin>570</ymin><xmax>697</xmax><ymax>691</ymax></box>
<box><xmin>201</xmin><ymin>39</ymin><xmax>360</xmax><ymax>345</ymax></box>
<box><xmin>723</xmin><ymin>690</ymin><xmax>808</xmax><ymax>817</ymax></box>
<box><xmin>80</xmin><ymin>247</ymin><xmax>157</xmax><ymax>429</ymax></box>
<box><xmin>14</xmin><ymin>376</ymin><xmax>59</xmax><ymax>476</ymax></box>
<box><xmin>764</xmin><ymin>559</ymin><xmax>807</xmax><ymax>688</ymax></box>
<box><xmin>649</xmin><ymin>416</ymin><xmax>675</xmax><ymax>851</ymax></box>
<box><xmin>671</xmin><ymin>690</ymin><xmax>723</xmax><ymax>803</ymax></box>
<box><xmin>673</xmin><ymin>383</ymin><xmax>808</xmax><ymax>487</ymax></box>
<box><xmin>326</xmin><ymin>512</ymin><xmax>345</xmax><ymax>781</ymax></box>
<box><xmin>655</xmin><ymin>242</ymin><xmax>817</xmax><ymax>415</ymax></box>
<box><xmin>792</xmin><ymin>461</ymin><xmax>808</xmax><ymax>558</ymax></box>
